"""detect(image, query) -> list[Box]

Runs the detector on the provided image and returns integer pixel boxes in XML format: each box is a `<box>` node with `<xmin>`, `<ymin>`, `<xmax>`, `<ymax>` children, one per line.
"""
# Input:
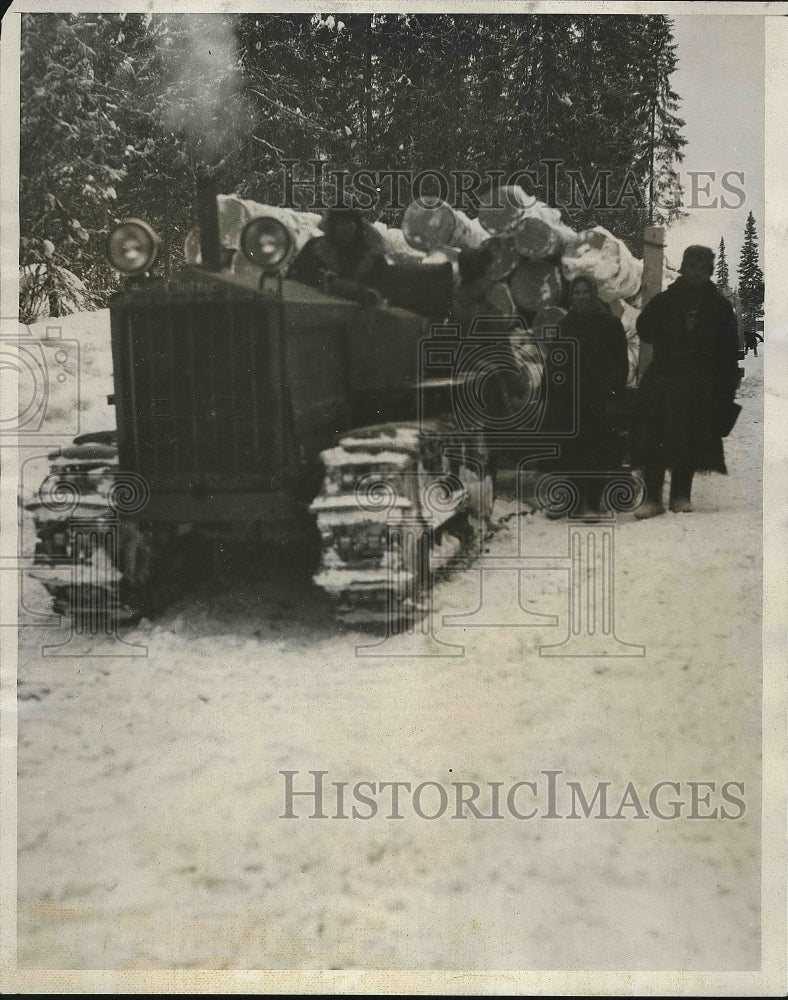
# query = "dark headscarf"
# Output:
<box><xmin>568</xmin><ymin>275</ymin><xmax>611</xmax><ymax>315</ymax></box>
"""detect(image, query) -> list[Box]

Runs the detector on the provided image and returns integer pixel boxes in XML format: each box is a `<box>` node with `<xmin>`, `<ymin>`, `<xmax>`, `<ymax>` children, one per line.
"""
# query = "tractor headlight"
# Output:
<box><xmin>107</xmin><ymin>219</ymin><xmax>161</xmax><ymax>274</ymax></box>
<box><xmin>239</xmin><ymin>216</ymin><xmax>293</xmax><ymax>273</ymax></box>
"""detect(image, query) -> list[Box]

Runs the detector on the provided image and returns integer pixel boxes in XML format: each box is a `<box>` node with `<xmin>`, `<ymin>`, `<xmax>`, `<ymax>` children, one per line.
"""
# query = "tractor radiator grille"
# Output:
<box><xmin>112</xmin><ymin>291</ymin><xmax>275</xmax><ymax>492</ymax></box>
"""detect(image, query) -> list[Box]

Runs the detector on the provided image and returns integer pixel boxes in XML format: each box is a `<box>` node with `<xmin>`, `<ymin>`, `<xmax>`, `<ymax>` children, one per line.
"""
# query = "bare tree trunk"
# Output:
<box><xmin>648</xmin><ymin>99</ymin><xmax>656</xmax><ymax>225</ymax></box>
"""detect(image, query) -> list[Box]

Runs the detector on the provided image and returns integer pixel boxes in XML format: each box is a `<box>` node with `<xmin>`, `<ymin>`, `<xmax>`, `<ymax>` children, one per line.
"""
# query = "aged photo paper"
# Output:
<box><xmin>1</xmin><ymin>1</ymin><xmax>786</xmax><ymax>994</ymax></box>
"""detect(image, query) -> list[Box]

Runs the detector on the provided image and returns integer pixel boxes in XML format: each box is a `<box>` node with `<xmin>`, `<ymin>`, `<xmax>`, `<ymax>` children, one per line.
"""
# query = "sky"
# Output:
<box><xmin>665</xmin><ymin>14</ymin><xmax>764</xmax><ymax>277</ymax></box>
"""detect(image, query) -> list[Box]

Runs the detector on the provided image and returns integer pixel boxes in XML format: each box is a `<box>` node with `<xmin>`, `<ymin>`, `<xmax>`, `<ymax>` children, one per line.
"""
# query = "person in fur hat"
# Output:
<box><xmin>633</xmin><ymin>244</ymin><xmax>741</xmax><ymax>518</ymax></box>
<box><xmin>289</xmin><ymin>206</ymin><xmax>383</xmax><ymax>305</ymax></box>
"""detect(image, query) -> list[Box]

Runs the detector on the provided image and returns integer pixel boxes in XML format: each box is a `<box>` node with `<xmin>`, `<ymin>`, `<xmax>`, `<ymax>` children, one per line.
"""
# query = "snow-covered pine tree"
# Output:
<box><xmin>738</xmin><ymin>211</ymin><xmax>765</xmax><ymax>324</ymax></box>
<box><xmin>716</xmin><ymin>237</ymin><xmax>730</xmax><ymax>291</ymax></box>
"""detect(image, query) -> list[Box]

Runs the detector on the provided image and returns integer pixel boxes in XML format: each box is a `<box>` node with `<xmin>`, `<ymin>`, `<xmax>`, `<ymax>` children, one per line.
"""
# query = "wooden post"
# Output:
<box><xmin>637</xmin><ymin>225</ymin><xmax>664</xmax><ymax>381</ymax></box>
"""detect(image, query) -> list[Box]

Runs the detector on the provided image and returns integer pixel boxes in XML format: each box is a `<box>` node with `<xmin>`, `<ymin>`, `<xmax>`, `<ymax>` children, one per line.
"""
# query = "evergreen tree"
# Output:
<box><xmin>20</xmin><ymin>13</ymin><xmax>129</xmax><ymax>318</ymax></box>
<box><xmin>276</xmin><ymin>12</ymin><xmax>687</xmax><ymax>247</ymax></box>
<box><xmin>738</xmin><ymin>211</ymin><xmax>765</xmax><ymax>322</ymax></box>
<box><xmin>20</xmin><ymin>12</ymin><xmax>689</xmax><ymax>313</ymax></box>
<box><xmin>716</xmin><ymin>237</ymin><xmax>730</xmax><ymax>290</ymax></box>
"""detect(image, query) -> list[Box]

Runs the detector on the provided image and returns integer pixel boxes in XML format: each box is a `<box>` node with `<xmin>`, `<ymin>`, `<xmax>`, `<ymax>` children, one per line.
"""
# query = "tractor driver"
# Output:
<box><xmin>289</xmin><ymin>206</ymin><xmax>384</xmax><ymax>306</ymax></box>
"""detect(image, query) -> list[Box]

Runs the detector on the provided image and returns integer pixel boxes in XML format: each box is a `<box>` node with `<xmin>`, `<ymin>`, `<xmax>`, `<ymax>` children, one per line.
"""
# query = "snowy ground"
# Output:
<box><xmin>14</xmin><ymin>310</ymin><xmax>763</xmax><ymax>971</ymax></box>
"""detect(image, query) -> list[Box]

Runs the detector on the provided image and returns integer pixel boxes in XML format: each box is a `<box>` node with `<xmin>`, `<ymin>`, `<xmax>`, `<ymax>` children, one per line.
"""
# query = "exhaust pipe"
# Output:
<box><xmin>196</xmin><ymin>173</ymin><xmax>222</xmax><ymax>271</ymax></box>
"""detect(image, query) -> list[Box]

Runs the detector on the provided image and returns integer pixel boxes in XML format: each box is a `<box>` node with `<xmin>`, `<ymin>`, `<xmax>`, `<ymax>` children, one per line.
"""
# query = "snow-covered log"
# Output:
<box><xmin>371</xmin><ymin>222</ymin><xmax>424</xmax><ymax>265</ymax></box>
<box><xmin>218</xmin><ymin>195</ymin><xmax>324</xmax><ymax>254</ymax></box>
<box><xmin>561</xmin><ymin>226</ymin><xmax>643</xmax><ymax>303</ymax></box>
<box><xmin>610</xmin><ymin>298</ymin><xmax>642</xmax><ymax>388</ymax></box>
<box><xmin>401</xmin><ymin>198</ymin><xmax>486</xmax><ymax>253</ymax></box>
<box><xmin>477</xmin><ymin>185</ymin><xmax>537</xmax><ymax>236</ymax></box>
<box><xmin>513</xmin><ymin>211</ymin><xmax>577</xmax><ymax>261</ymax></box>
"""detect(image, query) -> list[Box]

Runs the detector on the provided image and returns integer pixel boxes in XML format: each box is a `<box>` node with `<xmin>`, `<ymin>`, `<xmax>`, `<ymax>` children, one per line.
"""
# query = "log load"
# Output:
<box><xmin>398</xmin><ymin>189</ymin><xmax>651</xmax><ymax>377</ymax></box>
<box><xmin>181</xmin><ymin>187</ymin><xmax>671</xmax><ymax>389</ymax></box>
<box><xmin>189</xmin><ymin>189</ymin><xmax>654</xmax><ymax>316</ymax></box>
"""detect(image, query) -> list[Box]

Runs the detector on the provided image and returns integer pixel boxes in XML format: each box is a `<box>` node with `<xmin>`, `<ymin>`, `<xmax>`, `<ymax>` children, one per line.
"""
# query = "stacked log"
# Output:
<box><xmin>514</xmin><ymin>215</ymin><xmax>569</xmax><ymax>259</ymax></box>
<box><xmin>206</xmin><ymin>189</ymin><xmax>647</xmax><ymax>309</ymax></box>
<box><xmin>401</xmin><ymin>197</ymin><xmax>487</xmax><ymax>254</ymax></box>
<box><xmin>480</xmin><ymin>194</ymin><xmax>576</xmax><ymax>258</ymax></box>
<box><xmin>475</xmin><ymin>189</ymin><xmax>573</xmax><ymax>311</ymax></box>
<box><xmin>399</xmin><ymin>190</ymin><xmax>572</xmax><ymax>310</ymax></box>
<box><xmin>476</xmin><ymin>191</ymin><xmax>577</xmax><ymax>309</ymax></box>
<box><xmin>560</xmin><ymin>225</ymin><xmax>643</xmax><ymax>303</ymax></box>
<box><xmin>469</xmin><ymin>187</ymin><xmax>648</xmax><ymax>319</ymax></box>
<box><xmin>195</xmin><ymin>189</ymin><xmax>653</xmax><ymax>316</ymax></box>
<box><xmin>188</xmin><ymin>186</ymin><xmax>663</xmax><ymax>388</ymax></box>
<box><xmin>477</xmin><ymin>185</ymin><xmax>537</xmax><ymax>235</ymax></box>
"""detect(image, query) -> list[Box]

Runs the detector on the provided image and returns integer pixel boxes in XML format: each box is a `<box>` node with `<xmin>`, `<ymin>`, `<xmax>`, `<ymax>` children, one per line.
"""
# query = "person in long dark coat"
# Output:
<box><xmin>544</xmin><ymin>275</ymin><xmax>629</xmax><ymax>517</ymax></box>
<box><xmin>633</xmin><ymin>244</ymin><xmax>741</xmax><ymax>518</ymax></box>
<box><xmin>289</xmin><ymin>207</ymin><xmax>383</xmax><ymax>305</ymax></box>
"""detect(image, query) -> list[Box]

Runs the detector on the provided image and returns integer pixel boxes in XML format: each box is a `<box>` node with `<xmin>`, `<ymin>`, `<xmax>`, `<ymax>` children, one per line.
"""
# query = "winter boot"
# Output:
<box><xmin>634</xmin><ymin>500</ymin><xmax>666</xmax><ymax>520</ymax></box>
<box><xmin>635</xmin><ymin>465</ymin><xmax>666</xmax><ymax>519</ymax></box>
<box><xmin>669</xmin><ymin>466</ymin><xmax>694</xmax><ymax>513</ymax></box>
